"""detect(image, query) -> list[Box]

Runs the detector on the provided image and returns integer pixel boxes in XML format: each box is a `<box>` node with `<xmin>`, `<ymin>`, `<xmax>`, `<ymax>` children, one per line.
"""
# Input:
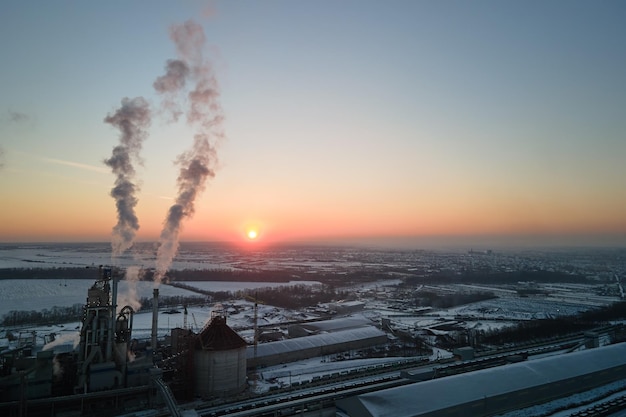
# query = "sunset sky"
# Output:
<box><xmin>1</xmin><ymin>1</ymin><xmax>625</xmax><ymax>249</ymax></box>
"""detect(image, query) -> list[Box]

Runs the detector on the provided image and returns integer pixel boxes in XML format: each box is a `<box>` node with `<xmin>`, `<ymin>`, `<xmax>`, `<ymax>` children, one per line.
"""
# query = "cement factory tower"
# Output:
<box><xmin>76</xmin><ymin>266</ymin><xmax>138</xmax><ymax>392</ymax></box>
<box><xmin>193</xmin><ymin>308</ymin><xmax>248</xmax><ymax>397</ymax></box>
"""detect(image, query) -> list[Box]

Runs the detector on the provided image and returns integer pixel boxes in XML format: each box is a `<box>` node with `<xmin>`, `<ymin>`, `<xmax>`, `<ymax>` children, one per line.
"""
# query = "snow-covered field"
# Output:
<box><xmin>0</xmin><ymin>284</ymin><xmax>320</xmax><ymax>354</ymax></box>
<box><xmin>441</xmin><ymin>295</ymin><xmax>588</xmax><ymax>320</ymax></box>
<box><xmin>0</xmin><ymin>279</ymin><xmax>196</xmax><ymax>319</ymax></box>
<box><xmin>0</xmin><ymin>279</ymin><xmax>320</xmax><ymax>323</ymax></box>
<box><xmin>3</xmin><ymin>243</ymin><xmax>626</xmax><ymax>416</ymax></box>
<box><xmin>0</xmin><ymin>242</ymin><xmax>374</xmax><ymax>271</ymax></box>
<box><xmin>179</xmin><ymin>280</ymin><xmax>322</xmax><ymax>293</ymax></box>
<box><xmin>2</xmin><ymin>243</ymin><xmax>622</xmax><ymax>361</ymax></box>
<box><xmin>0</xmin><ymin>242</ymin><xmax>230</xmax><ymax>270</ymax></box>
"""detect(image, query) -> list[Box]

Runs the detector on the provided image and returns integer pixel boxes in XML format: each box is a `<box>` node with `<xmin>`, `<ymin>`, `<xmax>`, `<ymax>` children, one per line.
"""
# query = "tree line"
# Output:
<box><xmin>239</xmin><ymin>284</ymin><xmax>347</xmax><ymax>310</ymax></box>
<box><xmin>405</xmin><ymin>269</ymin><xmax>589</xmax><ymax>285</ymax></box>
<box><xmin>1</xmin><ymin>304</ymin><xmax>85</xmax><ymax>327</ymax></box>
<box><xmin>0</xmin><ymin>283</ymin><xmax>344</xmax><ymax>326</ymax></box>
<box><xmin>0</xmin><ymin>266</ymin><xmax>379</xmax><ymax>286</ymax></box>
<box><xmin>412</xmin><ymin>291</ymin><xmax>496</xmax><ymax>309</ymax></box>
<box><xmin>0</xmin><ymin>295</ymin><xmax>208</xmax><ymax>327</ymax></box>
<box><xmin>479</xmin><ymin>301</ymin><xmax>626</xmax><ymax>346</ymax></box>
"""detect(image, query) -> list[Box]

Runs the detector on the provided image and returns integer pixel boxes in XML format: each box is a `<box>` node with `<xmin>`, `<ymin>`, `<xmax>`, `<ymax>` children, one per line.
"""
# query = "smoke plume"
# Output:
<box><xmin>153</xmin><ymin>20</ymin><xmax>223</xmax><ymax>285</ymax></box>
<box><xmin>2</xmin><ymin>109</ymin><xmax>30</xmax><ymax>124</ymax></box>
<box><xmin>104</xmin><ymin>97</ymin><xmax>151</xmax><ymax>258</ymax></box>
<box><xmin>153</xmin><ymin>59</ymin><xmax>190</xmax><ymax>122</ymax></box>
<box><xmin>52</xmin><ymin>355</ymin><xmax>63</xmax><ymax>379</ymax></box>
<box><xmin>44</xmin><ymin>332</ymin><xmax>80</xmax><ymax>351</ymax></box>
<box><xmin>117</xmin><ymin>265</ymin><xmax>144</xmax><ymax>313</ymax></box>
<box><xmin>8</xmin><ymin>110</ymin><xmax>29</xmax><ymax>123</ymax></box>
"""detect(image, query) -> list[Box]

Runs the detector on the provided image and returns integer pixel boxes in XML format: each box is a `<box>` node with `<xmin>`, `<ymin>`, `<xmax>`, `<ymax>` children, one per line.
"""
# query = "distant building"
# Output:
<box><xmin>247</xmin><ymin>326</ymin><xmax>387</xmax><ymax>368</ymax></box>
<box><xmin>288</xmin><ymin>315</ymin><xmax>372</xmax><ymax>338</ymax></box>
<box><xmin>329</xmin><ymin>300</ymin><xmax>366</xmax><ymax>315</ymax></box>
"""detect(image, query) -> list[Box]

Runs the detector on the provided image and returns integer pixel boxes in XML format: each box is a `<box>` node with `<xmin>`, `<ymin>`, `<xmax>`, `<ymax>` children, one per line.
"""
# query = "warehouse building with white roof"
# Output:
<box><xmin>248</xmin><ymin>326</ymin><xmax>388</xmax><ymax>368</ymax></box>
<box><xmin>336</xmin><ymin>342</ymin><xmax>626</xmax><ymax>417</ymax></box>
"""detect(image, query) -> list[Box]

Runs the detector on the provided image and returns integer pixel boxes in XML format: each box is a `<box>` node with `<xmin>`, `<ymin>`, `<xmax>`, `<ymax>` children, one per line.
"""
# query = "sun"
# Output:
<box><xmin>247</xmin><ymin>229</ymin><xmax>258</xmax><ymax>240</ymax></box>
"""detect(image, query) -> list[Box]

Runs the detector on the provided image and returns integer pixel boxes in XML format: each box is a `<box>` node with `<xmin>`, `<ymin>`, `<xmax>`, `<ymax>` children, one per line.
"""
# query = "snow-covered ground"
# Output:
<box><xmin>0</xmin><ymin>242</ymin><xmax>234</xmax><ymax>270</ymax></box>
<box><xmin>2</xmin><ymin>276</ymin><xmax>619</xmax><ymax>356</ymax></box>
<box><xmin>0</xmin><ymin>277</ymin><xmax>323</xmax><ymax>358</ymax></box>
<box><xmin>0</xmin><ymin>279</ymin><xmax>198</xmax><ymax>319</ymax></box>
<box><xmin>439</xmin><ymin>295</ymin><xmax>588</xmax><ymax>320</ymax></box>
<box><xmin>255</xmin><ymin>356</ymin><xmax>417</xmax><ymax>391</ymax></box>
<box><xmin>0</xmin><ymin>242</ymin><xmax>374</xmax><ymax>272</ymax></box>
<box><xmin>179</xmin><ymin>280</ymin><xmax>322</xmax><ymax>293</ymax></box>
<box><xmin>0</xmin><ymin>279</ymin><xmax>320</xmax><ymax>322</ymax></box>
<box><xmin>3</xmin><ymin>243</ymin><xmax>625</xmax><ymax>416</ymax></box>
<box><xmin>0</xmin><ymin>297</ymin><xmax>318</xmax><ymax>354</ymax></box>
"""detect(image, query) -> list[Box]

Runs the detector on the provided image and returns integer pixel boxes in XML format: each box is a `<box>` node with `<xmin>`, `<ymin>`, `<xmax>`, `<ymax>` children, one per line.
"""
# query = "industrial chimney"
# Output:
<box><xmin>151</xmin><ymin>288</ymin><xmax>159</xmax><ymax>351</ymax></box>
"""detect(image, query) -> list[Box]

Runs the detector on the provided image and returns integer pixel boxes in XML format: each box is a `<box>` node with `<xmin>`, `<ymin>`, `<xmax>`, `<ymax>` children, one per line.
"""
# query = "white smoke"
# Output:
<box><xmin>52</xmin><ymin>355</ymin><xmax>63</xmax><ymax>378</ymax></box>
<box><xmin>104</xmin><ymin>97</ymin><xmax>151</xmax><ymax>258</ymax></box>
<box><xmin>116</xmin><ymin>265</ymin><xmax>143</xmax><ymax>312</ymax></box>
<box><xmin>43</xmin><ymin>332</ymin><xmax>80</xmax><ymax>352</ymax></box>
<box><xmin>152</xmin><ymin>20</ymin><xmax>224</xmax><ymax>286</ymax></box>
<box><xmin>103</xmin><ymin>20</ymin><xmax>224</xmax><ymax>289</ymax></box>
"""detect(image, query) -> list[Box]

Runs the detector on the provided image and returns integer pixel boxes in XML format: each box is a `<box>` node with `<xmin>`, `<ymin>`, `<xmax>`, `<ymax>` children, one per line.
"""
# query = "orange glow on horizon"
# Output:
<box><xmin>0</xmin><ymin>192</ymin><xmax>624</xmax><ymax>246</ymax></box>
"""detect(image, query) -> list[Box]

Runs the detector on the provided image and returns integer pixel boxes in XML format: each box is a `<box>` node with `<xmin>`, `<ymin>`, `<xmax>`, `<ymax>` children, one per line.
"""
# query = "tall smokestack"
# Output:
<box><xmin>151</xmin><ymin>288</ymin><xmax>159</xmax><ymax>352</ymax></box>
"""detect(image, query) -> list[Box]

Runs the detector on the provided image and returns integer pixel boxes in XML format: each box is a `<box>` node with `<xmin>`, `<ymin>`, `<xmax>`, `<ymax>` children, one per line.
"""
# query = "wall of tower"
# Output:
<box><xmin>193</xmin><ymin>346</ymin><xmax>247</xmax><ymax>398</ymax></box>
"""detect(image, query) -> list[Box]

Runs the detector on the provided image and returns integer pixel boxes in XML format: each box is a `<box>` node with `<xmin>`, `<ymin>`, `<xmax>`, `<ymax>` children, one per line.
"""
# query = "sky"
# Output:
<box><xmin>0</xmin><ymin>0</ymin><xmax>625</xmax><ymax>249</ymax></box>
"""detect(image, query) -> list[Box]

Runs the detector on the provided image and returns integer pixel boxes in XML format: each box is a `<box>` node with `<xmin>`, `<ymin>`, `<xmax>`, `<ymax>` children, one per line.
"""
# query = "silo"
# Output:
<box><xmin>194</xmin><ymin>313</ymin><xmax>247</xmax><ymax>398</ymax></box>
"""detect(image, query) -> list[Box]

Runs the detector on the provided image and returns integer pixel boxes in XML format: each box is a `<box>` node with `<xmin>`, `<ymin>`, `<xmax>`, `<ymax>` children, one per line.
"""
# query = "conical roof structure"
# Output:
<box><xmin>195</xmin><ymin>315</ymin><xmax>247</xmax><ymax>351</ymax></box>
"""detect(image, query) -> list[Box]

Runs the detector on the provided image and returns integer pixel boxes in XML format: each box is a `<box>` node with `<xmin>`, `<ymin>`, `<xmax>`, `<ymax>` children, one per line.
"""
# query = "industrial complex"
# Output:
<box><xmin>0</xmin><ymin>266</ymin><xmax>396</xmax><ymax>416</ymax></box>
<box><xmin>1</xmin><ymin>257</ymin><xmax>626</xmax><ymax>417</ymax></box>
<box><xmin>0</xmin><ymin>267</ymin><xmax>261</xmax><ymax>415</ymax></box>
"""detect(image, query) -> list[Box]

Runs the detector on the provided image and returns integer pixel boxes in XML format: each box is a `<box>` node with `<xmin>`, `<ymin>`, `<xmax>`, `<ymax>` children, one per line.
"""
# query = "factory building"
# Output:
<box><xmin>193</xmin><ymin>311</ymin><xmax>248</xmax><ymax>398</ymax></box>
<box><xmin>329</xmin><ymin>300</ymin><xmax>366</xmax><ymax>315</ymax></box>
<box><xmin>248</xmin><ymin>326</ymin><xmax>387</xmax><ymax>369</ymax></box>
<box><xmin>288</xmin><ymin>315</ymin><xmax>373</xmax><ymax>338</ymax></box>
<box><xmin>336</xmin><ymin>342</ymin><xmax>626</xmax><ymax>417</ymax></box>
<box><xmin>0</xmin><ymin>267</ymin><xmax>172</xmax><ymax>416</ymax></box>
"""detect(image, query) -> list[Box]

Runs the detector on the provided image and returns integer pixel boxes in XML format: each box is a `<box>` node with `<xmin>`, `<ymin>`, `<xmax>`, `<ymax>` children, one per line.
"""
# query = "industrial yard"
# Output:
<box><xmin>1</xmin><ymin>243</ymin><xmax>626</xmax><ymax>416</ymax></box>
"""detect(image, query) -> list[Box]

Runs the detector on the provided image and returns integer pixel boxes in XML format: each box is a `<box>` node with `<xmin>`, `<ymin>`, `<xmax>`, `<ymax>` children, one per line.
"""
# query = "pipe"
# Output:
<box><xmin>151</xmin><ymin>288</ymin><xmax>159</xmax><ymax>351</ymax></box>
<box><xmin>107</xmin><ymin>270</ymin><xmax>118</xmax><ymax>362</ymax></box>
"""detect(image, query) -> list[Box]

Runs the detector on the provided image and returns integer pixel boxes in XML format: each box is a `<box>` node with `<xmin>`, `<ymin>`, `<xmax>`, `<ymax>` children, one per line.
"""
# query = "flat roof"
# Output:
<box><xmin>248</xmin><ymin>326</ymin><xmax>387</xmax><ymax>359</ymax></box>
<box><xmin>338</xmin><ymin>342</ymin><xmax>626</xmax><ymax>417</ymax></box>
<box><xmin>294</xmin><ymin>315</ymin><xmax>372</xmax><ymax>332</ymax></box>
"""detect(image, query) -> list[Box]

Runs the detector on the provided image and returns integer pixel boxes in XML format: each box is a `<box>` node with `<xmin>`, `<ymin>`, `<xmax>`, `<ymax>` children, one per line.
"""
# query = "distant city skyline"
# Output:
<box><xmin>1</xmin><ymin>1</ymin><xmax>625</xmax><ymax>249</ymax></box>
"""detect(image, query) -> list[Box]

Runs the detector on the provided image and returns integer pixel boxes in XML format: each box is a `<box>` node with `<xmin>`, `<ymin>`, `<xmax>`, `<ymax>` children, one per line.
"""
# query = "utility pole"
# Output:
<box><xmin>254</xmin><ymin>290</ymin><xmax>258</xmax><ymax>358</ymax></box>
